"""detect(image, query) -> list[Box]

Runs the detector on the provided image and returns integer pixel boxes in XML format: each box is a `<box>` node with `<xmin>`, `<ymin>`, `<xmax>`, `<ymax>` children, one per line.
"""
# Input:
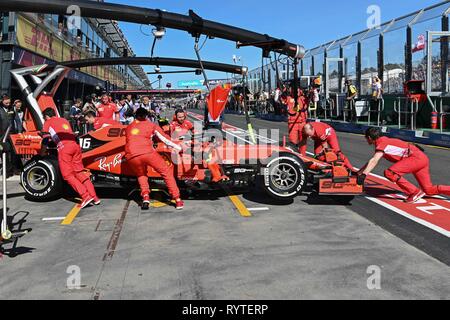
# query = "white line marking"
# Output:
<box><xmin>189</xmin><ymin>112</ymin><xmax>278</xmax><ymax>145</ymax></box>
<box><xmin>42</xmin><ymin>217</ymin><xmax>66</xmax><ymax>221</ymax></box>
<box><xmin>224</xmin><ymin>123</ymin><xmax>278</xmax><ymax>143</ymax></box>
<box><xmin>247</xmin><ymin>207</ymin><xmax>270</xmax><ymax>212</ymax></box>
<box><xmin>224</xmin><ymin>130</ymin><xmax>255</xmax><ymax>145</ymax></box>
<box><xmin>365</xmin><ymin>196</ymin><xmax>450</xmax><ymax>238</ymax></box>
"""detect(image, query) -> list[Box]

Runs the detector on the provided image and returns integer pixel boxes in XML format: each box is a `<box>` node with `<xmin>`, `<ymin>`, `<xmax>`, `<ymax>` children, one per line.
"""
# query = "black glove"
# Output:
<box><xmin>357</xmin><ymin>174</ymin><xmax>367</xmax><ymax>186</ymax></box>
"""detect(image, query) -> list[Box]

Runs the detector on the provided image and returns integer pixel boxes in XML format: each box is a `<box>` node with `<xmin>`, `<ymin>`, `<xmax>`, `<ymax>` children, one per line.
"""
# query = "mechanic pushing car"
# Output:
<box><xmin>126</xmin><ymin>107</ymin><xmax>184</xmax><ymax>210</ymax></box>
<box><xmin>170</xmin><ymin>109</ymin><xmax>229</xmax><ymax>183</ymax></box>
<box><xmin>283</xmin><ymin>90</ymin><xmax>308</xmax><ymax>155</ymax></box>
<box><xmin>84</xmin><ymin>111</ymin><xmax>119</xmax><ymax>131</ymax></box>
<box><xmin>303</xmin><ymin>122</ymin><xmax>355</xmax><ymax>171</ymax></box>
<box><xmin>96</xmin><ymin>93</ymin><xmax>119</xmax><ymax>121</ymax></box>
<box><xmin>41</xmin><ymin>108</ymin><xmax>100</xmax><ymax>208</ymax></box>
<box><xmin>358</xmin><ymin>127</ymin><xmax>450</xmax><ymax>204</ymax></box>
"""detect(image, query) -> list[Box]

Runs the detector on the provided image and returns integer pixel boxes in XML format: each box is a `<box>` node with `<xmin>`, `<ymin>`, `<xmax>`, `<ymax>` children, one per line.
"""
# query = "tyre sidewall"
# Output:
<box><xmin>21</xmin><ymin>157</ymin><xmax>62</xmax><ymax>201</ymax></box>
<box><xmin>262</xmin><ymin>154</ymin><xmax>306</xmax><ymax>200</ymax></box>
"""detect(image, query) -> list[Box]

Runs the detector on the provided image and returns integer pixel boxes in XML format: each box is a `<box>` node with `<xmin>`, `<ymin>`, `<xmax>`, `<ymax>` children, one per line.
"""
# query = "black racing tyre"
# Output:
<box><xmin>260</xmin><ymin>153</ymin><xmax>307</xmax><ymax>201</ymax></box>
<box><xmin>21</xmin><ymin>156</ymin><xmax>63</xmax><ymax>202</ymax></box>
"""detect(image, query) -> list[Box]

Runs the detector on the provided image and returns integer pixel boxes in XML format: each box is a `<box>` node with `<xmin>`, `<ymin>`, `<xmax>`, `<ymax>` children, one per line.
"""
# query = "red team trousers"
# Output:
<box><xmin>127</xmin><ymin>152</ymin><xmax>180</xmax><ymax>199</ymax></box>
<box><xmin>288</xmin><ymin>122</ymin><xmax>307</xmax><ymax>155</ymax></box>
<box><xmin>58</xmin><ymin>141</ymin><xmax>97</xmax><ymax>200</ymax></box>
<box><xmin>385</xmin><ymin>145</ymin><xmax>450</xmax><ymax>197</ymax></box>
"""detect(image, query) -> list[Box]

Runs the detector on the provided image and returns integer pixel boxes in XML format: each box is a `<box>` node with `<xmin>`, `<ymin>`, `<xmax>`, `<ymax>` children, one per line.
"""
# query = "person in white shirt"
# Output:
<box><xmin>370</xmin><ymin>76</ymin><xmax>384</xmax><ymax>124</ymax></box>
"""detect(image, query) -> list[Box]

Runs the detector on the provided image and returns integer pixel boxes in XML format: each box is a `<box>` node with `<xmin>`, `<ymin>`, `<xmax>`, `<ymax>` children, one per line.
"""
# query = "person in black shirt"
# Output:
<box><xmin>0</xmin><ymin>95</ymin><xmax>15</xmax><ymax>177</ymax></box>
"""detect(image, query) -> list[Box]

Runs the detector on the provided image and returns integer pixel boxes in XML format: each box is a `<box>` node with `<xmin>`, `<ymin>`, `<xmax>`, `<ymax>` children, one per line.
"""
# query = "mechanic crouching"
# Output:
<box><xmin>41</xmin><ymin>108</ymin><xmax>100</xmax><ymax>208</ymax></box>
<box><xmin>358</xmin><ymin>127</ymin><xmax>450</xmax><ymax>204</ymax></box>
<box><xmin>170</xmin><ymin>109</ymin><xmax>229</xmax><ymax>183</ymax></box>
<box><xmin>303</xmin><ymin>122</ymin><xmax>355</xmax><ymax>171</ymax></box>
<box><xmin>125</xmin><ymin>108</ymin><xmax>184</xmax><ymax>210</ymax></box>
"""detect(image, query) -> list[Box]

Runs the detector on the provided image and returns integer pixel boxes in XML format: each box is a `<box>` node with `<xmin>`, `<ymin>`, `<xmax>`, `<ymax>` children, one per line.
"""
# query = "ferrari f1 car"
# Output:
<box><xmin>9</xmin><ymin>60</ymin><xmax>363</xmax><ymax>203</ymax></box>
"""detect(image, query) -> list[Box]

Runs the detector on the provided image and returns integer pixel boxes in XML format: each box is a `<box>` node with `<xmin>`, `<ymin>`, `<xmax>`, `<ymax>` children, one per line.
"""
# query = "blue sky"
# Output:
<box><xmin>109</xmin><ymin>0</ymin><xmax>443</xmax><ymax>88</ymax></box>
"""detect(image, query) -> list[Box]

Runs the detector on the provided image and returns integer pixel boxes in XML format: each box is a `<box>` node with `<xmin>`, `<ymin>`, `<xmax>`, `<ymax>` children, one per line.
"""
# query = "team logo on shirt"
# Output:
<box><xmin>131</xmin><ymin>128</ymin><xmax>140</xmax><ymax>135</ymax></box>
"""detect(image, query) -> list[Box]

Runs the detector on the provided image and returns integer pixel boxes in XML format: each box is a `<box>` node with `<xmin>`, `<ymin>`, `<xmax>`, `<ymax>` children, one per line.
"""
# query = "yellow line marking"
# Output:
<box><xmin>228</xmin><ymin>195</ymin><xmax>252</xmax><ymax>217</ymax></box>
<box><xmin>151</xmin><ymin>200</ymin><xmax>169</xmax><ymax>208</ymax></box>
<box><xmin>61</xmin><ymin>204</ymin><xmax>81</xmax><ymax>225</ymax></box>
<box><xmin>149</xmin><ymin>192</ymin><xmax>173</xmax><ymax>208</ymax></box>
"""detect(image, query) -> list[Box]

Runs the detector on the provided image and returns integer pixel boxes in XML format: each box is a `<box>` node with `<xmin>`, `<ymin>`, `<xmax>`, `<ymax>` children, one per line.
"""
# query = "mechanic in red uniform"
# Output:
<box><xmin>283</xmin><ymin>90</ymin><xmax>308</xmax><ymax>155</ymax></box>
<box><xmin>303</xmin><ymin>122</ymin><xmax>355</xmax><ymax>171</ymax></box>
<box><xmin>169</xmin><ymin>109</ymin><xmax>229</xmax><ymax>183</ymax></box>
<box><xmin>84</xmin><ymin>111</ymin><xmax>119</xmax><ymax>130</ymax></box>
<box><xmin>358</xmin><ymin>127</ymin><xmax>450</xmax><ymax>203</ymax></box>
<box><xmin>170</xmin><ymin>109</ymin><xmax>195</xmax><ymax>140</ymax></box>
<box><xmin>126</xmin><ymin>107</ymin><xmax>184</xmax><ymax>210</ymax></box>
<box><xmin>96</xmin><ymin>94</ymin><xmax>118</xmax><ymax>121</ymax></box>
<box><xmin>41</xmin><ymin>108</ymin><xmax>100</xmax><ymax>208</ymax></box>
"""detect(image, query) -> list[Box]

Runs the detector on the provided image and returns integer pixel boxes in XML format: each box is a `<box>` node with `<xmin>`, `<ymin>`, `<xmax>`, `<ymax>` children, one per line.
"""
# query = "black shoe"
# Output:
<box><xmin>142</xmin><ymin>202</ymin><xmax>150</xmax><ymax>210</ymax></box>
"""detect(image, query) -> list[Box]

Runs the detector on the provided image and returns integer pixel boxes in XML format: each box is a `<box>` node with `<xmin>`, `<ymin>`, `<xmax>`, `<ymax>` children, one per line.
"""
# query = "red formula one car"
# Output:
<box><xmin>10</xmin><ymin>63</ymin><xmax>363</xmax><ymax>203</ymax></box>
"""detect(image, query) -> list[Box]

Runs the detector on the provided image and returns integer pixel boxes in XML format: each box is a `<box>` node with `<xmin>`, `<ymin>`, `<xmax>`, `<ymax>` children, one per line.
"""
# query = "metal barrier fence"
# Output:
<box><xmin>394</xmin><ymin>97</ymin><xmax>419</xmax><ymax>130</ymax></box>
<box><xmin>430</xmin><ymin>97</ymin><xmax>450</xmax><ymax>134</ymax></box>
<box><xmin>368</xmin><ymin>99</ymin><xmax>385</xmax><ymax>127</ymax></box>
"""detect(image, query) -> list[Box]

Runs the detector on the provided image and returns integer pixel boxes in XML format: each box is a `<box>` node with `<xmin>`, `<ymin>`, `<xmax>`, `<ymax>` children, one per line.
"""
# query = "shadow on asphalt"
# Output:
<box><xmin>304</xmin><ymin>194</ymin><xmax>355</xmax><ymax>206</ymax></box>
<box><xmin>5</xmin><ymin>192</ymin><xmax>26</xmax><ymax>200</ymax></box>
<box><xmin>0</xmin><ymin>210</ymin><xmax>34</xmax><ymax>259</ymax></box>
<box><xmin>242</xmin><ymin>191</ymin><xmax>294</xmax><ymax>206</ymax></box>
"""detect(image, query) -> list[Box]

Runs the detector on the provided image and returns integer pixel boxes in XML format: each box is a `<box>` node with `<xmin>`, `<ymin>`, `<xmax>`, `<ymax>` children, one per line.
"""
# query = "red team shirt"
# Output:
<box><xmin>125</xmin><ymin>119</ymin><xmax>180</xmax><ymax>159</ymax></box>
<box><xmin>374</xmin><ymin>136</ymin><xmax>413</xmax><ymax>163</ymax></box>
<box><xmin>287</xmin><ymin>97</ymin><xmax>307</xmax><ymax>124</ymax></box>
<box><xmin>310</xmin><ymin>122</ymin><xmax>335</xmax><ymax>142</ymax></box>
<box><xmin>170</xmin><ymin>120</ymin><xmax>194</xmax><ymax>140</ymax></box>
<box><xmin>96</xmin><ymin>103</ymin><xmax>117</xmax><ymax>120</ymax></box>
<box><xmin>43</xmin><ymin>117</ymin><xmax>77</xmax><ymax>150</ymax></box>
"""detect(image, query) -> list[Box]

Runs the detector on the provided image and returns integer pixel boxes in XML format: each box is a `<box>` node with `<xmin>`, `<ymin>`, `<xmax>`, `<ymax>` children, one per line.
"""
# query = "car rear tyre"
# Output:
<box><xmin>260</xmin><ymin>153</ymin><xmax>307</xmax><ymax>201</ymax></box>
<box><xmin>21</xmin><ymin>156</ymin><xmax>63</xmax><ymax>202</ymax></box>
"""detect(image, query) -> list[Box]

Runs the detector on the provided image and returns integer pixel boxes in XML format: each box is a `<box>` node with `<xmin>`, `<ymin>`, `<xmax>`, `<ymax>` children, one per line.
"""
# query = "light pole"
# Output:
<box><xmin>158</xmin><ymin>74</ymin><xmax>162</xmax><ymax>89</ymax></box>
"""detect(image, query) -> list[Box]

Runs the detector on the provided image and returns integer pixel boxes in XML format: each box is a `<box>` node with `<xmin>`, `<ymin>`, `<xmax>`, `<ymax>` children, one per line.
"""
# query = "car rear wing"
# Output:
<box><xmin>10</xmin><ymin>65</ymin><xmax>68</xmax><ymax>131</ymax></box>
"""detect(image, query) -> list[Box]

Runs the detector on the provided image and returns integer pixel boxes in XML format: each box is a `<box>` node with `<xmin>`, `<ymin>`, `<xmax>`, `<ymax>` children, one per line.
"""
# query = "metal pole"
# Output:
<box><xmin>2</xmin><ymin>149</ymin><xmax>7</xmax><ymax>235</ymax></box>
<box><xmin>194</xmin><ymin>39</ymin><xmax>211</xmax><ymax>93</ymax></box>
<box><xmin>1</xmin><ymin>125</ymin><xmax>12</xmax><ymax>240</ymax></box>
<box><xmin>193</xmin><ymin>37</ymin><xmax>212</xmax><ymax>125</ymax></box>
<box><xmin>242</xmin><ymin>73</ymin><xmax>256</xmax><ymax>144</ymax></box>
<box><xmin>440</xmin><ymin>98</ymin><xmax>443</xmax><ymax>134</ymax></box>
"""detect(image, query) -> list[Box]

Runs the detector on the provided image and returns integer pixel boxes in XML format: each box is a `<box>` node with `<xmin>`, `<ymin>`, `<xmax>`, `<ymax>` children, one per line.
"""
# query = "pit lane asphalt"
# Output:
<box><xmin>0</xmin><ymin>111</ymin><xmax>449</xmax><ymax>300</ymax></box>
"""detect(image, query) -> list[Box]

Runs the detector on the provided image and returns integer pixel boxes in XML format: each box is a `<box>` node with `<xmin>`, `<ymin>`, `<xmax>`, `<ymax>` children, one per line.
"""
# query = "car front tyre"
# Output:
<box><xmin>21</xmin><ymin>156</ymin><xmax>63</xmax><ymax>202</ymax></box>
